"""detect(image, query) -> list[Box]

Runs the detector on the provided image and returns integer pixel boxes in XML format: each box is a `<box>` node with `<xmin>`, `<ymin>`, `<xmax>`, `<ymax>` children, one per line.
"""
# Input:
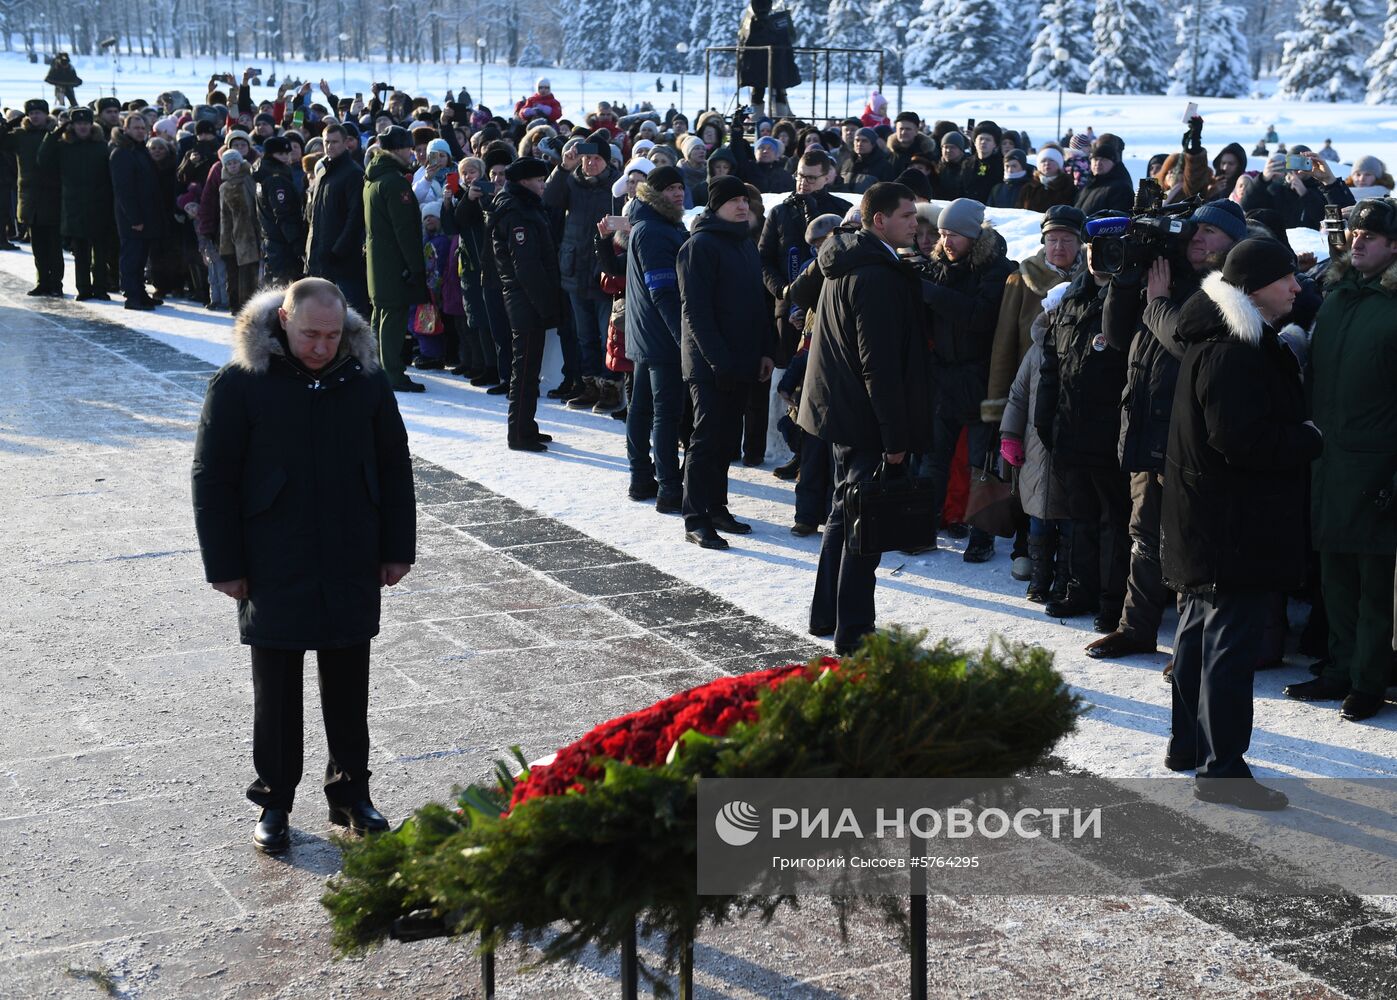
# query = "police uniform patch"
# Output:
<box><xmin>1091</xmin><ymin>333</ymin><xmax>1107</xmax><ymax>352</ymax></box>
<box><xmin>400</xmin><ymin>190</ymin><xmax>413</xmax><ymax>204</ymax></box>
<box><xmin>513</xmin><ymin>227</ymin><xmax>526</xmax><ymax>245</ymax></box>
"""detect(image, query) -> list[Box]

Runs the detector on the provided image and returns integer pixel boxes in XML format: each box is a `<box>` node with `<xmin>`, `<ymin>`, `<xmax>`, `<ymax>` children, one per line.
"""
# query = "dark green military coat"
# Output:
<box><xmin>36</xmin><ymin>123</ymin><xmax>115</xmax><ymax>240</ymax></box>
<box><xmin>0</xmin><ymin>118</ymin><xmax>60</xmax><ymax>226</ymax></box>
<box><xmin>363</xmin><ymin>150</ymin><xmax>425</xmax><ymax>310</ymax></box>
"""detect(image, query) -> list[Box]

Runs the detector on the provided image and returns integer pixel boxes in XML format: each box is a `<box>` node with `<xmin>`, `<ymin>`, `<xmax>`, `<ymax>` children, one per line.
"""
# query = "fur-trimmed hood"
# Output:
<box><xmin>887</xmin><ymin>131</ymin><xmax>935</xmax><ymax>158</ymax></box>
<box><xmin>635</xmin><ymin>180</ymin><xmax>685</xmax><ymax>224</ymax></box>
<box><xmin>1020</xmin><ymin>247</ymin><xmax>1078</xmax><ymax>297</ymax></box>
<box><xmin>1181</xmin><ymin>270</ymin><xmax>1304</xmax><ymax>350</ymax></box>
<box><xmin>1323</xmin><ymin>249</ymin><xmax>1397</xmax><ymax>294</ymax></box>
<box><xmin>230</xmin><ymin>288</ymin><xmax>378</xmax><ymax>374</ymax></box>
<box><xmin>930</xmin><ymin>220</ymin><xmax>1008</xmax><ymax>271</ymax></box>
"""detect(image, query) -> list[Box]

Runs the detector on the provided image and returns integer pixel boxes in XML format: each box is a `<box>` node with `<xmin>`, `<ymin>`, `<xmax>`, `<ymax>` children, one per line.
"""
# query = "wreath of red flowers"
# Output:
<box><xmin>508</xmin><ymin>658</ymin><xmax>840</xmax><ymax>810</ymax></box>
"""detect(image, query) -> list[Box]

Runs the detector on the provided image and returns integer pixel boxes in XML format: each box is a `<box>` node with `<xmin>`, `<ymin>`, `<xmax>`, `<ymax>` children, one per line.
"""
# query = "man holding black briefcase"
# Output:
<box><xmin>798</xmin><ymin>182</ymin><xmax>931</xmax><ymax>654</ymax></box>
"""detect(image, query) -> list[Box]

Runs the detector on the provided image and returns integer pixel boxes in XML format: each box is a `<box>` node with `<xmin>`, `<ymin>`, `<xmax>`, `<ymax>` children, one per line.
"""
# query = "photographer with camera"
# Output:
<box><xmin>1239</xmin><ymin>147</ymin><xmax>1355</xmax><ymax>231</ymax></box>
<box><xmin>1285</xmin><ymin>198</ymin><xmax>1397</xmax><ymax>723</ymax></box>
<box><xmin>1089</xmin><ymin>193</ymin><xmax>1249</xmax><ymax>661</ymax></box>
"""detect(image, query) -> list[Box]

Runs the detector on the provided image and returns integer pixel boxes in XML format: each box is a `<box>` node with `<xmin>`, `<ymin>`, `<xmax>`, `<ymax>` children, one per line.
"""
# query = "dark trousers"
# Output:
<box><xmin>1120</xmin><ymin>471</ymin><xmax>1171</xmax><ymax>639</ymax></box>
<box><xmin>99</xmin><ymin>228</ymin><xmax>120</xmax><ymax>290</ymax></box>
<box><xmin>70</xmin><ymin>238</ymin><xmax>107</xmax><ymax>295</ymax></box>
<box><xmin>31</xmin><ymin>223</ymin><xmax>64</xmax><ymax>291</ymax></box>
<box><xmin>222</xmin><ymin>256</ymin><xmax>258</xmax><ymax>313</ymax></box>
<box><xmin>735</xmin><ymin>379</ymin><xmax>770</xmax><ymax>464</ymax></box>
<box><xmin>568</xmin><ymin>290</ymin><xmax>611</xmax><ymax>379</ymax></box>
<box><xmin>923</xmin><ymin>363</ymin><xmax>993</xmax><ymax>538</ymax></box>
<box><xmin>682</xmin><ymin>380</ymin><xmax>744</xmax><ymax>531</ymax></box>
<box><xmin>1170</xmin><ymin>590</ymin><xmax>1273</xmax><ymax>779</ymax></box>
<box><xmin>507</xmin><ymin>323</ymin><xmax>545</xmax><ymax>443</ymax></box>
<box><xmin>372</xmin><ymin>304</ymin><xmax>411</xmax><ymax>386</ymax></box>
<box><xmin>327</xmin><ymin>266</ymin><xmax>370</xmax><ymax>318</ymax></box>
<box><xmin>118</xmin><ymin>232</ymin><xmax>151</xmax><ymax>300</ymax></box>
<box><xmin>794</xmin><ymin>431</ymin><xmax>834</xmax><ymax>527</ymax></box>
<box><xmin>248</xmin><ymin>643</ymin><xmax>372</xmax><ymax>811</ymax></box>
<box><xmin>627</xmin><ymin>360</ymin><xmax>684</xmax><ymax>500</ymax></box>
<box><xmin>1319</xmin><ymin>550</ymin><xmax>1397</xmax><ymax>696</ymax></box>
<box><xmin>556</xmin><ymin>293</ymin><xmax>580</xmax><ymax>382</ymax></box>
<box><xmin>811</xmin><ymin>444</ymin><xmax>884</xmax><ymax>651</ymax></box>
<box><xmin>483</xmin><ymin>282</ymin><xmax>512</xmax><ymax>385</ymax></box>
<box><xmin>1063</xmin><ymin>465</ymin><xmax>1131</xmax><ymax>611</ymax></box>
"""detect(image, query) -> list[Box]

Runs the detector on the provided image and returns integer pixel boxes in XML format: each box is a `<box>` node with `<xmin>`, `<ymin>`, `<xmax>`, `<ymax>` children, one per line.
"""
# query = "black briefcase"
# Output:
<box><xmin>845</xmin><ymin>462</ymin><xmax>938</xmax><ymax>556</ymax></box>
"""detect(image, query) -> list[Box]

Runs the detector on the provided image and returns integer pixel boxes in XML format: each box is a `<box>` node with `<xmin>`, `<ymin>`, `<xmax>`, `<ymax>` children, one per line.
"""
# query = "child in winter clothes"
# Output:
<box><xmin>217</xmin><ymin>149</ymin><xmax>260</xmax><ymax>313</ymax></box>
<box><xmin>999</xmin><ymin>283</ymin><xmax>1072</xmax><ymax>603</ymax></box>
<box><xmin>412</xmin><ymin>202</ymin><xmax>450</xmax><ymax>369</ymax></box>
<box><xmin>860</xmin><ymin>90</ymin><xmax>890</xmax><ymax>129</ymax></box>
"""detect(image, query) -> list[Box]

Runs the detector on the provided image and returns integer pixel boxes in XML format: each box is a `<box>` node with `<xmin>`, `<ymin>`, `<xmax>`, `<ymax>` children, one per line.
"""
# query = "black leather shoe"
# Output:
<box><xmin>546</xmin><ymin>379</ymin><xmax>577</xmax><ymax>399</ymax></box>
<box><xmin>253</xmin><ymin>808</ymin><xmax>291</xmax><ymax>854</ymax></box>
<box><xmin>1092</xmin><ymin>607</ymin><xmax>1122</xmax><ymax>634</ymax></box>
<box><xmin>25</xmin><ymin>286</ymin><xmax>45</xmax><ymax>296</ymax></box>
<box><xmin>656</xmin><ymin>495</ymin><xmax>682</xmax><ymax>515</ymax></box>
<box><xmin>1163</xmin><ymin>753</ymin><xmax>1202</xmax><ymax>772</ymax></box>
<box><xmin>629</xmin><ymin>480</ymin><xmax>659</xmax><ymax>501</ymax></box>
<box><xmin>328</xmin><ymin>800</ymin><xmax>390</xmax><ymax>834</ymax></box>
<box><xmin>1193</xmin><ymin>778</ymin><xmax>1289</xmax><ymax>811</ymax></box>
<box><xmin>1340</xmin><ymin>691</ymin><xmax>1385</xmax><ymax>722</ymax></box>
<box><xmin>123</xmin><ymin>297</ymin><xmax>156</xmax><ymax>310</ymax></box>
<box><xmin>508</xmin><ymin>439</ymin><xmax>547</xmax><ymax>452</ymax></box>
<box><xmin>485</xmin><ymin>382</ymin><xmax>510</xmax><ymax>395</ymax></box>
<box><xmin>791</xmin><ymin>522</ymin><xmax>819</xmax><ymax>537</ymax></box>
<box><xmin>772</xmin><ymin>457</ymin><xmax>800</xmax><ymax>481</ymax></box>
<box><xmin>470</xmin><ymin>373</ymin><xmax>499</xmax><ymax>387</ymax></box>
<box><xmin>1283</xmin><ymin>676</ymin><xmax>1350</xmax><ymax>702</ymax></box>
<box><xmin>1085</xmin><ymin>630</ymin><xmax>1158</xmax><ymax>660</ymax></box>
<box><xmin>533</xmin><ymin>433</ymin><xmax>552</xmax><ymax>443</ymax></box>
<box><xmin>962</xmin><ymin>537</ymin><xmax>995</xmax><ymax>563</ymax></box>
<box><xmin>710</xmin><ymin>512</ymin><xmax>752</xmax><ymax>534</ymax></box>
<box><xmin>1045</xmin><ymin>594</ymin><xmax>1097</xmax><ymax>619</ymax></box>
<box><xmin>686</xmin><ymin>526</ymin><xmax>729</xmax><ymax>550</ymax></box>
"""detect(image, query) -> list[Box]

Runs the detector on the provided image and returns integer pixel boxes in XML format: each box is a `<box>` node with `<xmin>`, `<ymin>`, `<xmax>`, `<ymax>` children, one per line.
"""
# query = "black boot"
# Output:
<box><xmin>1026</xmin><ymin>536</ymin><xmax>1053</xmax><ymax>603</ymax></box>
<box><xmin>1048</xmin><ymin>526</ymin><xmax>1072</xmax><ymax>602</ymax></box>
<box><xmin>253</xmin><ymin>808</ymin><xmax>291</xmax><ymax>854</ymax></box>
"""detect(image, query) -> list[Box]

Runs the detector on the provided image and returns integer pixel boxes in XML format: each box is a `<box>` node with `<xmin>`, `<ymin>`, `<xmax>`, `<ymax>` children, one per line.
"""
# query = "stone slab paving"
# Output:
<box><xmin>1</xmin><ymin>280</ymin><xmax>1392</xmax><ymax>998</ymax></box>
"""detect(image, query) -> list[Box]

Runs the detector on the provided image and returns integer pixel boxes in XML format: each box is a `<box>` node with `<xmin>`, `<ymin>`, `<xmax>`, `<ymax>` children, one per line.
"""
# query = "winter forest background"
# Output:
<box><xmin>4</xmin><ymin>0</ymin><xmax>1397</xmax><ymax>104</ymax></box>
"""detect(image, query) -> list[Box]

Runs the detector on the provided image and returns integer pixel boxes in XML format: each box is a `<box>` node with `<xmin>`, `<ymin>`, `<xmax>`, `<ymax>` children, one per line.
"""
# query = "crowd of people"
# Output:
<box><xmin>8</xmin><ymin>72</ymin><xmax>1397</xmax><ymax>817</ymax></box>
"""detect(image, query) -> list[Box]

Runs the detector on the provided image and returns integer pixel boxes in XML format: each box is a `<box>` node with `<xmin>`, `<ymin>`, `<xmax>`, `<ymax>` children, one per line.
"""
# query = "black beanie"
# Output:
<box><xmin>646</xmin><ymin>165</ymin><xmax>684</xmax><ymax>192</ymax></box>
<box><xmin>895</xmin><ymin>168</ymin><xmax>933</xmax><ymax>201</ymax></box>
<box><xmin>707</xmin><ymin>174</ymin><xmax>748</xmax><ymax>211</ymax></box>
<box><xmin>1222</xmin><ymin>238</ymin><xmax>1296</xmax><ymax>294</ymax></box>
<box><xmin>504</xmin><ymin>156</ymin><xmax>550</xmax><ymax>182</ymax></box>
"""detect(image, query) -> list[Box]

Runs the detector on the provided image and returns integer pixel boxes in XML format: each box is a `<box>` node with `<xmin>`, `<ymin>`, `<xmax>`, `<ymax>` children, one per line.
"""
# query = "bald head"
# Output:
<box><xmin>278</xmin><ymin>279</ymin><xmax>348</xmax><ymax>372</ymax></box>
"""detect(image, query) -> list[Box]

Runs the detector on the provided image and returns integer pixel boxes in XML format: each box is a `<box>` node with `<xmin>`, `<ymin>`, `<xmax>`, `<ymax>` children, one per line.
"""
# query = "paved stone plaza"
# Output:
<box><xmin>3</xmin><ymin>279</ymin><xmax>1396</xmax><ymax>998</ymax></box>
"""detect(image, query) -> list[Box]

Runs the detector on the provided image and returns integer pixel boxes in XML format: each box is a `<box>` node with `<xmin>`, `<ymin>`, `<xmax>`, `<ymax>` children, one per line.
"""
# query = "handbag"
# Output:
<box><xmin>845</xmin><ymin>461</ymin><xmax>938</xmax><ymax>556</ymax></box>
<box><xmin>409</xmin><ymin>302</ymin><xmax>443</xmax><ymax>336</ymax></box>
<box><xmin>965</xmin><ymin>454</ymin><xmax>1020</xmax><ymax>538</ymax></box>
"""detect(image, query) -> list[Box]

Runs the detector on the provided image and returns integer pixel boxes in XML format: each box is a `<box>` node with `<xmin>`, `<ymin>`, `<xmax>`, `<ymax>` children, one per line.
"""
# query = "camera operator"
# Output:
<box><xmin>1238</xmin><ymin>147</ymin><xmax>1355</xmax><ymax>231</ymax></box>
<box><xmin>1089</xmin><ymin>197</ymin><xmax>1248</xmax><ymax>661</ymax></box>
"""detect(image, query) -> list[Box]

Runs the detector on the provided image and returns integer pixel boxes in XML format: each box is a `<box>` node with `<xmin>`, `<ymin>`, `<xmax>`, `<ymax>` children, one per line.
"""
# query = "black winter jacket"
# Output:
<box><xmin>921</xmin><ymin>223</ymin><xmax>1016</xmax><ymax>367</ymax></box>
<box><xmin>759</xmin><ymin>187</ymin><xmax>851</xmax><ymax>362</ymax></box>
<box><xmin>797</xmin><ymin>228</ymin><xmax>932</xmax><ymax>455</ymax></box>
<box><xmin>625</xmin><ymin>184</ymin><xmax>688</xmax><ymax>365</ymax></box>
<box><xmin>1160</xmin><ymin>272</ymin><xmax>1323</xmax><ymax>594</ymax></box>
<box><xmin>841</xmin><ymin>146</ymin><xmax>894</xmax><ymax>193</ymax></box>
<box><xmin>1239</xmin><ymin>173</ymin><xmax>1355</xmax><ymax>231</ymax></box>
<box><xmin>1074</xmin><ymin>163</ymin><xmax>1134</xmax><ymax>216</ymax></box>
<box><xmin>488</xmin><ymin>181</ymin><xmax>561</xmax><ymax>330</ymax></box>
<box><xmin>109</xmin><ymin>131</ymin><xmax>167</xmax><ymax>238</ymax></box>
<box><xmin>677</xmin><ymin>212</ymin><xmax>775</xmax><ymax>384</ymax></box>
<box><xmin>544</xmin><ymin>162</ymin><xmax>621</xmax><ymax>298</ymax></box>
<box><xmin>306</xmin><ymin>152</ymin><xmax>366</xmax><ymax>282</ymax></box>
<box><xmin>191</xmin><ymin>290</ymin><xmax>416</xmax><ymax>649</ymax></box>
<box><xmin>254</xmin><ymin>158</ymin><xmax>304</xmax><ymax>270</ymax></box>
<box><xmin>1035</xmin><ymin>273</ymin><xmax>1127</xmax><ymax>470</ymax></box>
<box><xmin>961</xmin><ymin>151</ymin><xmax>1003</xmax><ymax>204</ymax></box>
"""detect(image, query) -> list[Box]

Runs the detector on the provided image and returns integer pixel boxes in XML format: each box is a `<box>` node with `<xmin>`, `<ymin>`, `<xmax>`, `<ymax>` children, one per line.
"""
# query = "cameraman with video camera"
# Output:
<box><xmin>1088</xmin><ymin>123</ymin><xmax>1250</xmax><ymax>662</ymax></box>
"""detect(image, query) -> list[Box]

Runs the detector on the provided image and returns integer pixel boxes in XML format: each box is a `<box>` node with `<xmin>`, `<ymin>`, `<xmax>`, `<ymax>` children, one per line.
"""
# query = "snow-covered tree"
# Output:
<box><xmin>1086</xmin><ymin>0</ymin><xmax>1170</xmax><ymax>95</ymax></box>
<box><xmin>1167</xmin><ymin>3</ymin><xmax>1252</xmax><ymax>97</ymax></box>
<box><xmin>867</xmin><ymin>0</ymin><xmax>922</xmax><ymax>84</ymax></box>
<box><xmin>915</xmin><ymin>0</ymin><xmax>1014</xmax><ymax>89</ymax></box>
<box><xmin>1365</xmin><ymin>0</ymin><xmax>1397</xmax><ymax>103</ymax></box>
<box><xmin>1276</xmin><ymin>0</ymin><xmax>1368</xmax><ymax>102</ymax></box>
<box><xmin>1024</xmin><ymin>0</ymin><xmax>1092</xmax><ymax>92</ymax></box>
<box><xmin>688</xmin><ymin>0</ymin><xmax>748</xmax><ymax>73</ymax></box>
<box><xmin>634</xmin><ymin>7</ymin><xmax>683</xmax><ymax>74</ymax></box>
<box><xmin>606</xmin><ymin>5</ymin><xmax>639</xmax><ymax>72</ymax></box>
<box><xmin>562</xmin><ymin>0</ymin><xmax>616</xmax><ymax>70</ymax></box>
<box><xmin>825</xmin><ymin>0</ymin><xmax>871</xmax><ymax>47</ymax></box>
<box><xmin>785</xmin><ymin>0</ymin><xmax>829</xmax><ymax>49</ymax></box>
<box><xmin>516</xmin><ymin>40</ymin><xmax>547</xmax><ymax>68</ymax></box>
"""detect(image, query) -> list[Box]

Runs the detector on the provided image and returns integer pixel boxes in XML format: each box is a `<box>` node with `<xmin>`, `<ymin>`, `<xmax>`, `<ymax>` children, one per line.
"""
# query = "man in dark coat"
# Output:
<box><xmin>364</xmin><ymin>126</ymin><xmax>428</xmax><ymax>392</ymax></box>
<box><xmin>305</xmin><ymin>123</ymin><xmax>369</xmax><ymax>316</ymax></box>
<box><xmin>191</xmin><ymin>278</ymin><xmax>416</xmax><ymax>853</ymax></box>
<box><xmin>1034</xmin><ymin>258</ymin><xmax>1129</xmax><ymax>628</ymax></box>
<box><xmin>1160</xmin><ymin>241</ymin><xmax>1320</xmax><ymax>810</ymax></box>
<box><xmin>36</xmin><ymin>107</ymin><xmax>114</xmax><ymax>300</ymax></box>
<box><xmin>254</xmin><ymin>135</ymin><xmax>305</xmax><ymax>285</ymax></box>
<box><xmin>1074</xmin><ymin>138</ymin><xmax>1134</xmax><ymax>216</ymax></box>
<box><xmin>543</xmin><ymin>131</ymin><xmax>623</xmax><ymax>411</ymax></box>
<box><xmin>1091</xmin><ymin>199</ymin><xmax>1246</xmax><ymax>662</ymax></box>
<box><xmin>961</xmin><ymin>121</ymin><xmax>1004</xmax><ymax>204</ymax></box>
<box><xmin>108</xmin><ymin>111</ymin><xmax>166</xmax><ymax>310</ymax></box>
<box><xmin>759</xmin><ymin>149</ymin><xmax>848</xmax><ymax>362</ymax></box>
<box><xmin>0</xmin><ymin>99</ymin><xmax>63</xmax><ymax>295</ymax></box>
<box><xmin>489</xmin><ymin>157</ymin><xmax>561</xmax><ymax>451</ymax></box>
<box><xmin>1286</xmin><ymin>198</ymin><xmax>1397</xmax><ymax>722</ymax></box>
<box><xmin>917</xmin><ymin>198</ymin><xmax>1016</xmax><ymax>561</ymax></box>
<box><xmin>799</xmin><ymin>182</ymin><xmax>930</xmax><ymax>653</ymax></box>
<box><xmin>738</xmin><ymin>0</ymin><xmax>801</xmax><ymax>118</ymax></box>
<box><xmin>932</xmin><ymin>131</ymin><xmax>970</xmax><ymax>201</ymax></box>
<box><xmin>888</xmin><ymin>112</ymin><xmax>937</xmax><ymax>176</ymax></box>
<box><xmin>840</xmin><ymin>128</ymin><xmax>894</xmax><ymax>194</ymax></box>
<box><xmin>677</xmin><ymin>175</ymin><xmax>777</xmax><ymax>549</ymax></box>
<box><xmin>624</xmin><ymin>165</ymin><xmax>690</xmax><ymax>511</ymax></box>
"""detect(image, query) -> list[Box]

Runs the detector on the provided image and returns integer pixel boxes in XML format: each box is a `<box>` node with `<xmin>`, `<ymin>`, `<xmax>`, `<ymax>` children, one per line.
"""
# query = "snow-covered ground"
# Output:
<box><xmin>4</xmin><ymin>49</ymin><xmax>1397</xmax><ymax>171</ymax></box>
<box><xmin>2</xmin><ymin>203</ymin><xmax>1389</xmax><ymax>794</ymax></box>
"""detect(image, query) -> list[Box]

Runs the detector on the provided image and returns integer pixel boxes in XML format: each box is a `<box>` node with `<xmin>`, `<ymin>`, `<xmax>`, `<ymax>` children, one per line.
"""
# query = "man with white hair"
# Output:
<box><xmin>192</xmin><ymin>277</ymin><xmax>417</xmax><ymax>855</ymax></box>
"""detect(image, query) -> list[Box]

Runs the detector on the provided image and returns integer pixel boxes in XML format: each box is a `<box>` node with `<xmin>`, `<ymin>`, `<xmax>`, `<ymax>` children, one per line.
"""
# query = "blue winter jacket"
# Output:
<box><xmin>624</xmin><ymin>187</ymin><xmax>688</xmax><ymax>365</ymax></box>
